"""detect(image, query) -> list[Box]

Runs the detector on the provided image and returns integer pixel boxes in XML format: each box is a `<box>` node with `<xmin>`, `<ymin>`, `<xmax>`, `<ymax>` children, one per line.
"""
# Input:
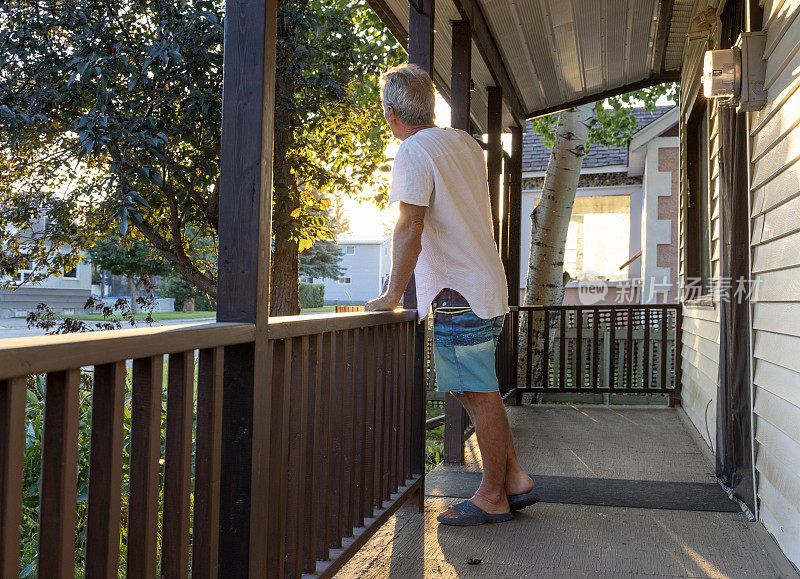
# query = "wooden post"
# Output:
<box><xmin>442</xmin><ymin>18</ymin><xmax>472</xmax><ymax>466</ymax></box>
<box><xmin>216</xmin><ymin>0</ymin><xmax>277</xmax><ymax>574</ymax></box>
<box><xmin>450</xmin><ymin>20</ymin><xmax>471</xmax><ymax>131</ymax></box>
<box><xmin>487</xmin><ymin>86</ymin><xmax>503</xmax><ymax>248</ymax></box>
<box><xmin>409</xmin><ymin>0</ymin><xmax>435</xmax><ymax>73</ymax></box>
<box><xmin>402</xmin><ymin>0</ymin><xmax>435</xmax><ymax>312</ymax></box>
<box><xmin>509</xmin><ymin>126</ymin><xmax>523</xmax><ymax>403</ymax></box>
<box><xmin>402</xmin><ymin>0</ymin><xmax>435</xmax><ymax>510</ymax></box>
<box><xmin>501</xmin><ymin>154</ymin><xmax>511</xmax><ymax>271</ymax></box>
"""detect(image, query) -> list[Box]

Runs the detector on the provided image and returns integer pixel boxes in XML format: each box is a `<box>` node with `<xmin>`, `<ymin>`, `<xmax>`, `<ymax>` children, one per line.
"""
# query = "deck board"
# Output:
<box><xmin>336</xmin><ymin>406</ymin><xmax>800</xmax><ymax>578</ymax></box>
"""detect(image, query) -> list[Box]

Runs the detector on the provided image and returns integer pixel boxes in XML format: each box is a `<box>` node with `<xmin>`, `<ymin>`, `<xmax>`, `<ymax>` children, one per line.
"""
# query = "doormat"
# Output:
<box><xmin>424</xmin><ymin>471</ymin><xmax>741</xmax><ymax>512</ymax></box>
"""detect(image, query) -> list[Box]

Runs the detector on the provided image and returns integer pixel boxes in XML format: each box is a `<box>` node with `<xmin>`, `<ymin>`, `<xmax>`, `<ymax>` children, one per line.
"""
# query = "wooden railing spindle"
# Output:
<box><xmin>363</xmin><ymin>326</ymin><xmax>377</xmax><ymax>519</ymax></box>
<box><xmin>327</xmin><ymin>332</ymin><xmax>343</xmax><ymax>549</ymax></box>
<box><xmin>85</xmin><ymin>362</ymin><xmax>125</xmax><ymax>578</ymax></box>
<box><xmin>268</xmin><ymin>338</ymin><xmax>290</xmax><ymax>573</ymax></box>
<box><xmin>128</xmin><ymin>356</ymin><xmax>164</xmax><ymax>579</ymax></box>
<box><xmin>373</xmin><ymin>326</ymin><xmax>386</xmax><ymax>508</ymax></box>
<box><xmin>1</xmin><ymin>377</ymin><xmax>27</xmax><ymax>579</ymax></box>
<box><xmin>193</xmin><ymin>348</ymin><xmax>223</xmax><ymax>579</ymax></box>
<box><xmin>38</xmin><ymin>369</ymin><xmax>81</xmax><ymax>579</ymax></box>
<box><xmin>339</xmin><ymin>330</ymin><xmax>354</xmax><ymax>540</ymax></box>
<box><xmin>309</xmin><ymin>333</ymin><xmax>327</xmax><ymax>564</ymax></box>
<box><xmin>315</xmin><ymin>333</ymin><xmax>332</xmax><ymax>561</ymax></box>
<box><xmin>559</xmin><ymin>308</ymin><xmax>566</xmax><ymax>388</ymax></box>
<box><xmin>352</xmin><ymin>328</ymin><xmax>366</xmax><ymax>529</ymax></box>
<box><xmin>162</xmin><ymin>351</ymin><xmax>195</xmax><ymax>578</ymax></box>
<box><xmin>285</xmin><ymin>336</ymin><xmax>308</xmax><ymax>577</ymax></box>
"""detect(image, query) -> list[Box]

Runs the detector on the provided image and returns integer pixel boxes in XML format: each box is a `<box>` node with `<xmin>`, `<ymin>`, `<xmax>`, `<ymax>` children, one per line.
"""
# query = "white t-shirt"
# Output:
<box><xmin>389</xmin><ymin>127</ymin><xmax>509</xmax><ymax>320</ymax></box>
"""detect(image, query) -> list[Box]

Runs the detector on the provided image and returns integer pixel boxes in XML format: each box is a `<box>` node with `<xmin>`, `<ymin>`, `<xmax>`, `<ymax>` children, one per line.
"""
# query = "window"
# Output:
<box><xmin>338</xmin><ymin>277</ymin><xmax>351</xmax><ymax>284</ymax></box>
<box><xmin>685</xmin><ymin>100</ymin><xmax>712</xmax><ymax>298</ymax></box>
<box><xmin>63</xmin><ymin>266</ymin><xmax>77</xmax><ymax>278</ymax></box>
<box><xmin>534</xmin><ymin>195</ymin><xmax>629</xmax><ymax>282</ymax></box>
<box><xmin>10</xmin><ymin>258</ymin><xmax>32</xmax><ymax>282</ymax></box>
<box><xmin>345</xmin><ymin>246</ymin><xmax>355</xmax><ymax>255</ymax></box>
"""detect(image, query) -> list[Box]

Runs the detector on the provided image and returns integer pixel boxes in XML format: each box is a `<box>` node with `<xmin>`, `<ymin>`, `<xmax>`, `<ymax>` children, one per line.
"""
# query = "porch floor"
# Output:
<box><xmin>337</xmin><ymin>405</ymin><xmax>799</xmax><ymax>578</ymax></box>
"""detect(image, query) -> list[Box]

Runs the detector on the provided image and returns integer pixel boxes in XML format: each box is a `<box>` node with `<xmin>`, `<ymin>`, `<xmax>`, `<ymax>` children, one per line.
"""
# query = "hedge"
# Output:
<box><xmin>299</xmin><ymin>282</ymin><xmax>324</xmax><ymax>308</ymax></box>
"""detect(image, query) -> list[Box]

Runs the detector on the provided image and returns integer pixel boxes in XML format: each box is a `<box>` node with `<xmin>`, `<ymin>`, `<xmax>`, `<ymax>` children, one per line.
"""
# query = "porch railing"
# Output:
<box><xmin>0</xmin><ymin>310</ymin><xmax>424</xmax><ymax>578</ymax></box>
<box><xmin>443</xmin><ymin>303</ymin><xmax>683</xmax><ymax>464</ymax></box>
<box><xmin>509</xmin><ymin>304</ymin><xmax>682</xmax><ymax>400</ymax></box>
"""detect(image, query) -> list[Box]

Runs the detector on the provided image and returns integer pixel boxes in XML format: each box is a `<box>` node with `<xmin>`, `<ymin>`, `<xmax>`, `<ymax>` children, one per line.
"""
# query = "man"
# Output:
<box><xmin>365</xmin><ymin>64</ymin><xmax>538</xmax><ymax>525</ymax></box>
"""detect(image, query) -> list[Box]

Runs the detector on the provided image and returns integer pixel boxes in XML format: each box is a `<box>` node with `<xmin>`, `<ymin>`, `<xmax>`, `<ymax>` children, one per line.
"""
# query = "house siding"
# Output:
<box><xmin>678</xmin><ymin>1</ymin><xmax>722</xmax><ymax>449</ymax></box>
<box><xmin>750</xmin><ymin>0</ymin><xmax>800</xmax><ymax>565</ymax></box>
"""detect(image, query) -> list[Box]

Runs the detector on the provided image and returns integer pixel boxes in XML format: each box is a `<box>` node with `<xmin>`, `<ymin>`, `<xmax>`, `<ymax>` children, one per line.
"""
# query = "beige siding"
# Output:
<box><xmin>750</xmin><ymin>0</ymin><xmax>800</xmax><ymax>566</ymax></box>
<box><xmin>678</xmin><ymin>0</ymin><xmax>722</xmax><ymax>450</ymax></box>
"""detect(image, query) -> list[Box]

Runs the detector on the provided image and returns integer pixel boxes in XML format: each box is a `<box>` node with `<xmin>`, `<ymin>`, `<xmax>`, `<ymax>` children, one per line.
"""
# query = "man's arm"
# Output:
<box><xmin>365</xmin><ymin>201</ymin><xmax>426</xmax><ymax>311</ymax></box>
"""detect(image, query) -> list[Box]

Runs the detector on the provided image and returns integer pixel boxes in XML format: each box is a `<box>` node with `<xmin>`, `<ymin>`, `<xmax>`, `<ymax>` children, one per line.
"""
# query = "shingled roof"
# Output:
<box><xmin>522</xmin><ymin>106</ymin><xmax>675</xmax><ymax>172</ymax></box>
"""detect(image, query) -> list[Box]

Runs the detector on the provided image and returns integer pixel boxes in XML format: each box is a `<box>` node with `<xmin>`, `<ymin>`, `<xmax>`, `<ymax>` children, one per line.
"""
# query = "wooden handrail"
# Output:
<box><xmin>266</xmin><ymin>309</ymin><xmax>416</xmax><ymax>339</ymax></box>
<box><xmin>0</xmin><ymin>322</ymin><xmax>255</xmax><ymax>380</ymax></box>
<box><xmin>0</xmin><ymin>311</ymin><xmax>419</xmax><ymax>380</ymax></box>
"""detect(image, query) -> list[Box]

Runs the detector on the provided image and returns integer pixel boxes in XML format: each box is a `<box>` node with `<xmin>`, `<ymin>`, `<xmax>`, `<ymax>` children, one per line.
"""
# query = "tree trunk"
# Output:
<box><xmin>100</xmin><ymin>270</ymin><xmax>105</xmax><ymax>299</ymax></box>
<box><xmin>183</xmin><ymin>296</ymin><xmax>195</xmax><ymax>312</ymax></box>
<box><xmin>269</xmin><ymin>22</ymin><xmax>301</xmax><ymax>317</ymax></box>
<box><xmin>519</xmin><ymin>104</ymin><xmax>595</xmax><ymax>403</ymax></box>
<box><xmin>127</xmin><ymin>274</ymin><xmax>140</xmax><ymax>315</ymax></box>
<box><xmin>270</xmin><ymin>234</ymin><xmax>300</xmax><ymax>316</ymax></box>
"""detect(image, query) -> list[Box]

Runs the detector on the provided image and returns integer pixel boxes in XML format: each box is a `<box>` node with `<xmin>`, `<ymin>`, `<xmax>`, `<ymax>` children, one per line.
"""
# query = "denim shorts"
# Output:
<box><xmin>431</xmin><ymin>288</ymin><xmax>504</xmax><ymax>394</ymax></box>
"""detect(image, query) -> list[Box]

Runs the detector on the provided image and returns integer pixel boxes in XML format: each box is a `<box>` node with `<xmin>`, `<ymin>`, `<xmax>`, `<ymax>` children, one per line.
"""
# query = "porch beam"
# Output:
<box><xmin>487</xmin><ymin>86</ymin><xmax>503</xmax><ymax>247</ymax></box>
<box><xmin>651</xmin><ymin>0</ymin><xmax>675</xmax><ymax>74</ymax></box>
<box><xmin>527</xmin><ymin>73</ymin><xmax>680</xmax><ymax>119</ymax></box>
<box><xmin>215</xmin><ymin>0</ymin><xmax>276</xmax><ymax>574</ymax></box>
<box><xmin>450</xmin><ymin>0</ymin><xmax>526</xmax><ymax>125</ymax></box>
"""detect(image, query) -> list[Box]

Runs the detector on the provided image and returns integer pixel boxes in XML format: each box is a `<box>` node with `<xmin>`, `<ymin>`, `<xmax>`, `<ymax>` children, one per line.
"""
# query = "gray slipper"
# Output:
<box><xmin>437</xmin><ymin>499</ymin><xmax>513</xmax><ymax>526</ymax></box>
<box><xmin>508</xmin><ymin>490</ymin><xmax>541</xmax><ymax>511</ymax></box>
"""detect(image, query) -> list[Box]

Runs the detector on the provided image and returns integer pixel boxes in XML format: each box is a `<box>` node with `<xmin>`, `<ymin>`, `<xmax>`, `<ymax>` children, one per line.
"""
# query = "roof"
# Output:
<box><xmin>369</xmin><ymin>0</ymin><xmax>695</xmax><ymax>127</ymax></box>
<box><xmin>522</xmin><ymin>106</ymin><xmax>676</xmax><ymax>173</ymax></box>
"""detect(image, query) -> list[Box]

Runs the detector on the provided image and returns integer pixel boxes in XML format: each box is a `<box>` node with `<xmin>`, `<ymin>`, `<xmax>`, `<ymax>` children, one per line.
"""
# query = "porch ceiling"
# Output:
<box><xmin>369</xmin><ymin>0</ymin><xmax>694</xmax><ymax>128</ymax></box>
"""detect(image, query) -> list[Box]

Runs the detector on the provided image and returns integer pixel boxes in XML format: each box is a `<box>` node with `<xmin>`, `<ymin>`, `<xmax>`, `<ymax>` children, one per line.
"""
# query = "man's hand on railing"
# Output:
<box><xmin>365</xmin><ymin>292</ymin><xmax>400</xmax><ymax>312</ymax></box>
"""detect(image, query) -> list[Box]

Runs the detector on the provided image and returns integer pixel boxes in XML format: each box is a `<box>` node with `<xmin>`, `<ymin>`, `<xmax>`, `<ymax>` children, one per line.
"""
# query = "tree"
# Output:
<box><xmin>519</xmin><ymin>88</ymin><xmax>677</xmax><ymax>400</ymax></box>
<box><xmin>88</xmin><ymin>234</ymin><xmax>170</xmax><ymax>313</ymax></box>
<box><xmin>299</xmin><ymin>195</ymin><xmax>349</xmax><ymax>281</ymax></box>
<box><xmin>300</xmin><ymin>241</ymin><xmax>345</xmax><ymax>281</ymax></box>
<box><xmin>0</xmin><ymin>0</ymin><xmax>401</xmax><ymax>316</ymax></box>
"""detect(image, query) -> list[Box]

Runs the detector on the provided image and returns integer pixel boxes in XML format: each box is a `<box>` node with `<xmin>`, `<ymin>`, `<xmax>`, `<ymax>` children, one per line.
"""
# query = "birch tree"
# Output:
<box><xmin>518</xmin><ymin>86</ymin><xmax>678</xmax><ymax>401</ymax></box>
<box><xmin>518</xmin><ymin>104</ymin><xmax>594</xmax><ymax>398</ymax></box>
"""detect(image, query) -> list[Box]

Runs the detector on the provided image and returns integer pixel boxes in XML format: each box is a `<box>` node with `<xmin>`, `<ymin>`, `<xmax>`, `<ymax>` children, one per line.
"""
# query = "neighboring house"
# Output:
<box><xmin>0</xmin><ymin>218</ymin><xmax>92</xmax><ymax>318</ymax></box>
<box><xmin>303</xmin><ymin>237</ymin><xmax>391</xmax><ymax>304</ymax></box>
<box><xmin>519</xmin><ymin>106</ymin><xmax>680</xmax><ymax>305</ymax></box>
<box><xmin>678</xmin><ymin>0</ymin><xmax>800</xmax><ymax>566</ymax></box>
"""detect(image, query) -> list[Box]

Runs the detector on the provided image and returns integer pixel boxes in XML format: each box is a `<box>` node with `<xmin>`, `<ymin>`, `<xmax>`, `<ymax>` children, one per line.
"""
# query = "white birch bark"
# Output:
<box><xmin>518</xmin><ymin>104</ymin><xmax>595</xmax><ymax>401</ymax></box>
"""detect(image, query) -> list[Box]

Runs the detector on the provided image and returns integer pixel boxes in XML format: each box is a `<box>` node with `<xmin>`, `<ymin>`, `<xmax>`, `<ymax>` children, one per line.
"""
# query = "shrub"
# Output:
<box><xmin>161</xmin><ymin>275</ymin><xmax>216</xmax><ymax>311</ymax></box>
<box><xmin>299</xmin><ymin>282</ymin><xmax>324</xmax><ymax>309</ymax></box>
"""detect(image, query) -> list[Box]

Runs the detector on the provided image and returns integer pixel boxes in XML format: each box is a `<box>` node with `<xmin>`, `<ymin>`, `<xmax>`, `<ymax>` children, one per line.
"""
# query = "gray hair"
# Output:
<box><xmin>380</xmin><ymin>64</ymin><xmax>436</xmax><ymax>125</ymax></box>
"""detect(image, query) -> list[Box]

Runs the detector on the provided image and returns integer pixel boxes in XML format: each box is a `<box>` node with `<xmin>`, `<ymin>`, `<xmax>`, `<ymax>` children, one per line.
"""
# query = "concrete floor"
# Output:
<box><xmin>337</xmin><ymin>406</ymin><xmax>799</xmax><ymax>578</ymax></box>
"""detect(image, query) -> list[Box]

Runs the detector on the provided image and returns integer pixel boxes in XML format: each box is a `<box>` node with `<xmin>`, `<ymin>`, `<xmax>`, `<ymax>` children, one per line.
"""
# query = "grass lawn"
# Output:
<box><xmin>49</xmin><ymin>310</ymin><xmax>217</xmax><ymax>321</ymax></box>
<box><xmin>301</xmin><ymin>306</ymin><xmax>336</xmax><ymax>312</ymax></box>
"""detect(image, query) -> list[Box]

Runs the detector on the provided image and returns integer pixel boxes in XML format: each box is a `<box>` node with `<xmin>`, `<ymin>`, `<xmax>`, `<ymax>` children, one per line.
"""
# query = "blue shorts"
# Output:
<box><xmin>431</xmin><ymin>288</ymin><xmax>504</xmax><ymax>394</ymax></box>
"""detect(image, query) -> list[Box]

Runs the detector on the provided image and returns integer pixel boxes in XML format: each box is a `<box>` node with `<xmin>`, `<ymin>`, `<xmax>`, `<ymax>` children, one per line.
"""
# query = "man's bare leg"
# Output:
<box><xmin>452</xmin><ymin>393</ymin><xmax>534</xmax><ymax>497</ymax></box>
<box><xmin>439</xmin><ymin>391</ymin><xmax>511</xmax><ymax>517</ymax></box>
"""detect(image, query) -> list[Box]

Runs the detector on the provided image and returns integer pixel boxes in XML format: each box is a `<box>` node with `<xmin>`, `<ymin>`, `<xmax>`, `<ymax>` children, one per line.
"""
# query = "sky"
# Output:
<box><xmin>339</xmin><ymin>95</ymin><xmax>453</xmax><ymax>239</ymax></box>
